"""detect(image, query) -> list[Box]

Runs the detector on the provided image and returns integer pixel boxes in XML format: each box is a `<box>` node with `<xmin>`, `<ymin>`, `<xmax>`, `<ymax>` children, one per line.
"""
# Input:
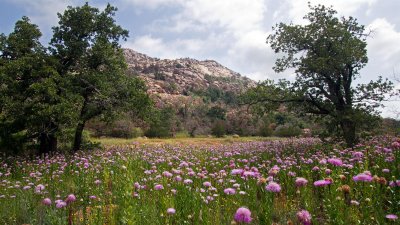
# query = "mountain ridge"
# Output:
<box><xmin>123</xmin><ymin>48</ymin><xmax>256</xmax><ymax>97</ymax></box>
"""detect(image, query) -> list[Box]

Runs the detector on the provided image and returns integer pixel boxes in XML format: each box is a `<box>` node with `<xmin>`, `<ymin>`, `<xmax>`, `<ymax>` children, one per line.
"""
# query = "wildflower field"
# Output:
<box><xmin>0</xmin><ymin>137</ymin><xmax>399</xmax><ymax>224</ymax></box>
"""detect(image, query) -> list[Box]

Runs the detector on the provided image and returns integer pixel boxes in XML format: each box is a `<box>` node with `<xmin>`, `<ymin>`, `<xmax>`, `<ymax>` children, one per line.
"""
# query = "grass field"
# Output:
<box><xmin>91</xmin><ymin>136</ymin><xmax>282</xmax><ymax>146</ymax></box>
<box><xmin>0</xmin><ymin>136</ymin><xmax>399</xmax><ymax>224</ymax></box>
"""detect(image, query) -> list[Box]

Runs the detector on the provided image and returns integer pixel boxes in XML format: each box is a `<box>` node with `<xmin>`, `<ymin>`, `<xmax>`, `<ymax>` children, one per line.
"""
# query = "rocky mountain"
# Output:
<box><xmin>123</xmin><ymin>48</ymin><xmax>256</xmax><ymax>98</ymax></box>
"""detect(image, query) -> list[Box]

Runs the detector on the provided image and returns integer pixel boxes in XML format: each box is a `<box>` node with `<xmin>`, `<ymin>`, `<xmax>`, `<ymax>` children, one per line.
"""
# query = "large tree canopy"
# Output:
<box><xmin>0</xmin><ymin>17</ymin><xmax>77</xmax><ymax>154</ymax></box>
<box><xmin>50</xmin><ymin>3</ymin><xmax>150</xmax><ymax>152</ymax></box>
<box><xmin>243</xmin><ymin>4</ymin><xmax>395</xmax><ymax>147</ymax></box>
<box><xmin>0</xmin><ymin>3</ymin><xmax>151</xmax><ymax>155</ymax></box>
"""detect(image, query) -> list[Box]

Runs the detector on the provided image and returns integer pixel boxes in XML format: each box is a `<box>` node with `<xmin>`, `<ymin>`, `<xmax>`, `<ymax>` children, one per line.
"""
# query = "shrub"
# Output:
<box><xmin>131</xmin><ymin>127</ymin><xmax>144</xmax><ymax>138</ymax></box>
<box><xmin>273</xmin><ymin>124</ymin><xmax>302</xmax><ymax>137</ymax></box>
<box><xmin>175</xmin><ymin>131</ymin><xmax>190</xmax><ymax>138</ymax></box>
<box><xmin>154</xmin><ymin>72</ymin><xmax>166</xmax><ymax>80</ymax></box>
<box><xmin>258</xmin><ymin>123</ymin><xmax>273</xmax><ymax>137</ymax></box>
<box><xmin>212</xmin><ymin>121</ymin><xmax>226</xmax><ymax>137</ymax></box>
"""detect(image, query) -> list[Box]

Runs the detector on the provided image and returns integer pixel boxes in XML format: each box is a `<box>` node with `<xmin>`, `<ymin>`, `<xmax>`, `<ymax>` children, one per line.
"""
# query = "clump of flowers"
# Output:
<box><xmin>297</xmin><ymin>210</ymin><xmax>312</xmax><ymax>225</ymax></box>
<box><xmin>234</xmin><ymin>207</ymin><xmax>252</xmax><ymax>224</ymax></box>
<box><xmin>353</xmin><ymin>173</ymin><xmax>373</xmax><ymax>182</ymax></box>
<box><xmin>224</xmin><ymin>188</ymin><xmax>236</xmax><ymax>195</ymax></box>
<box><xmin>314</xmin><ymin>179</ymin><xmax>332</xmax><ymax>187</ymax></box>
<box><xmin>265</xmin><ymin>182</ymin><xmax>281</xmax><ymax>193</ymax></box>
<box><xmin>42</xmin><ymin>198</ymin><xmax>51</xmax><ymax>206</ymax></box>
<box><xmin>295</xmin><ymin>177</ymin><xmax>308</xmax><ymax>187</ymax></box>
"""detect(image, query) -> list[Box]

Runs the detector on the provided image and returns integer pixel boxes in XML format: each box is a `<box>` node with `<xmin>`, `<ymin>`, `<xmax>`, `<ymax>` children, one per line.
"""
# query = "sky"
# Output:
<box><xmin>1</xmin><ymin>0</ymin><xmax>399</xmax><ymax>117</ymax></box>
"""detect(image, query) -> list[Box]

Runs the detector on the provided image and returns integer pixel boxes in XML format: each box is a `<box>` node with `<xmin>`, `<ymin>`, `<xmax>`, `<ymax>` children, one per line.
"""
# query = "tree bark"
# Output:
<box><xmin>72</xmin><ymin>121</ymin><xmax>86</xmax><ymax>152</ymax></box>
<box><xmin>39</xmin><ymin>133</ymin><xmax>57</xmax><ymax>155</ymax></box>
<box><xmin>340</xmin><ymin>119</ymin><xmax>356</xmax><ymax>148</ymax></box>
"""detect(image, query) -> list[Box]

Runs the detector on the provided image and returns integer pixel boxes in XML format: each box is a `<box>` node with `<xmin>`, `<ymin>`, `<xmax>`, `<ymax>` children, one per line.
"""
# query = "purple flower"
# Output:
<box><xmin>55</xmin><ymin>200</ymin><xmax>67</xmax><ymax>208</ymax></box>
<box><xmin>154</xmin><ymin>184</ymin><xmax>164</xmax><ymax>190</ymax></box>
<box><xmin>231</xmin><ymin>169</ymin><xmax>244</xmax><ymax>175</ymax></box>
<box><xmin>94</xmin><ymin>180</ymin><xmax>102</xmax><ymax>185</ymax></box>
<box><xmin>353</xmin><ymin>173</ymin><xmax>373</xmax><ymax>182</ymax></box>
<box><xmin>224</xmin><ymin>188</ymin><xmax>236</xmax><ymax>195</ymax></box>
<box><xmin>313</xmin><ymin>180</ymin><xmax>331</xmax><ymax>187</ymax></box>
<box><xmin>167</xmin><ymin>208</ymin><xmax>176</xmax><ymax>215</ymax></box>
<box><xmin>184</xmin><ymin>179</ymin><xmax>193</xmax><ymax>184</ymax></box>
<box><xmin>265</xmin><ymin>182</ymin><xmax>281</xmax><ymax>193</ymax></box>
<box><xmin>386</xmin><ymin>214</ymin><xmax>398</xmax><ymax>221</ymax></box>
<box><xmin>297</xmin><ymin>210</ymin><xmax>312</xmax><ymax>225</ymax></box>
<box><xmin>327</xmin><ymin>158</ymin><xmax>343</xmax><ymax>166</ymax></box>
<box><xmin>295</xmin><ymin>177</ymin><xmax>308</xmax><ymax>187</ymax></box>
<box><xmin>203</xmin><ymin>181</ymin><xmax>212</xmax><ymax>187</ymax></box>
<box><xmin>162</xmin><ymin>171</ymin><xmax>173</xmax><ymax>178</ymax></box>
<box><xmin>234</xmin><ymin>207</ymin><xmax>252</xmax><ymax>223</ymax></box>
<box><xmin>65</xmin><ymin>194</ymin><xmax>76</xmax><ymax>203</ymax></box>
<box><xmin>42</xmin><ymin>198</ymin><xmax>52</xmax><ymax>206</ymax></box>
<box><xmin>35</xmin><ymin>184</ymin><xmax>45</xmax><ymax>193</ymax></box>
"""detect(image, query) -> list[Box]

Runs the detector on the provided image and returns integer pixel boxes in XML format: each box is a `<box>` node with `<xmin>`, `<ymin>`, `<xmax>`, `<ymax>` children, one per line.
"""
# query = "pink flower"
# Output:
<box><xmin>353</xmin><ymin>173</ymin><xmax>373</xmax><ymax>182</ymax></box>
<box><xmin>265</xmin><ymin>182</ymin><xmax>281</xmax><ymax>193</ymax></box>
<box><xmin>386</xmin><ymin>214</ymin><xmax>398</xmax><ymax>221</ymax></box>
<box><xmin>162</xmin><ymin>171</ymin><xmax>173</xmax><ymax>178</ymax></box>
<box><xmin>224</xmin><ymin>188</ymin><xmax>236</xmax><ymax>195</ymax></box>
<box><xmin>42</xmin><ymin>198</ymin><xmax>52</xmax><ymax>206</ymax></box>
<box><xmin>231</xmin><ymin>169</ymin><xmax>244</xmax><ymax>175</ymax></box>
<box><xmin>327</xmin><ymin>158</ymin><xmax>343</xmax><ymax>166</ymax></box>
<box><xmin>297</xmin><ymin>210</ymin><xmax>312</xmax><ymax>225</ymax></box>
<box><xmin>234</xmin><ymin>207</ymin><xmax>252</xmax><ymax>223</ymax></box>
<box><xmin>35</xmin><ymin>184</ymin><xmax>45</xmax><ymax>193</ymax></box>
<box><xmin>94</xmin><ymin>180</ymin><xmax>102</xmax><ymax>185</ymax></box>
<box><xmin>154</xmin><ymin>184</ymin><xmax>164</xmax><ymax>190</ymax></box>
<box><xmin>167</xmin><ymin>208</ymin><xmax>176</xmax><ymax>215</ymax></box>
<box><xmin>65</xmin><ymin>194</ymin><xmax>76</xmax><ymax>204</ymax></box>
<box><xmin>313</xmin><ymin>180</ymin><xmax>331</xmax><ymax>187</ymax></box>
<box><xmin>55</xmin><ymin>200</ymin><xmax>67</xmax><ymax>208</ymax></box>
<box><xmin>203</xmin><ymin>181</ymin><xmax>212</xmax><ymax>187</ymax></box>
<box><xmin>184</xmin><ymin>179</ymin><xmax>193</xmax><ymax>184</ymax></box>
<box><xmin>295</xmin><ymin>177</ymin><xmax>308</xmax><ymax>187</ymax></box>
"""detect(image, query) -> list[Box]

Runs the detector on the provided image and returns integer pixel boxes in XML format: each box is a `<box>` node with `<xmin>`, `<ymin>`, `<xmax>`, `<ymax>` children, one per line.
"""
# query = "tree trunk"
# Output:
<box><xmin>73</xmin><ymin>95</ymin><xmax>89</xmax><ymax>152</ymax></box>
<box><xmin>340</xmin><ymin>119</ymin><xmax>356</xmax><ymax>148</ymax></box>
<box><xmin>72</xmin><ymin>121</ymin><xmax>86</xmax><ymax>152</ymax></box>
<box><xmin>39</xmin><ymin>133</ymin><xmax>57</xmax><ymax>155</ymax></box>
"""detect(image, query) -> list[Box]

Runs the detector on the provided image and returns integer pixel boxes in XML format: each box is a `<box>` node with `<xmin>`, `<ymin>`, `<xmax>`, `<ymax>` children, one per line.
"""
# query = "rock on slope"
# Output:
<box><xmin>123</xmin><ymin>48</ymin><xmax>256</xmax><ymax>98</ymax></box>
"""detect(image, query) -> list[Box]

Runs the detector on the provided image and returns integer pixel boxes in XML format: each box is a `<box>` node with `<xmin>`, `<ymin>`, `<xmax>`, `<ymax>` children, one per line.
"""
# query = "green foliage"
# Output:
<box><xmin>207</xmin><ymin>106</ymin><xmax>226</xmax><ymax>121</ymax></box>
<box><xmin>145</xmin><ymin>107</ymin><xmax>176</xmax><ymax>138</ymax></box>
<box><xmin>205</xmin><ymin>86</ymin><xmax>223</xmax><ymax>102</ymax></box>
<box><xmin>258</xmin><ymin>123</ymin><xmax>273</xmax><ymax>137</ymax></box>
<box><xmin>57</xmin><ymin>129</ymin><xmax>93</xmax><ymax>151</ymax></box>
<box><xmin>0</xmin><ymin>3</ymin><xmax>151</xmax><ymax>155</ymax></box>
<box><xmin>0</xmin><ymin>16</ymin><xmax>78</xmax><ymax>155</ymax></box>
<box><xmin>50</xmin><ymin>3</ymin><xmax>151</xmax><ymax>151</ymax></box>
<box><xmin>154</xmin><ymin>72</ymin><xmax>166</xmax><ymax>80</ymax></box>
<box><xmin>243</xmin><ymin>4</ymin><xmax>396</xmax><ymax>146</ymax></box>
<box><xmin>211</xmin><ymin>120</ymin><xmax>226</xmax><ymax>137</ymax></box>
<box><xmin>273</xmin><ymin>124</ymin><xmax>302</xmax><ymax>137</ymax></box>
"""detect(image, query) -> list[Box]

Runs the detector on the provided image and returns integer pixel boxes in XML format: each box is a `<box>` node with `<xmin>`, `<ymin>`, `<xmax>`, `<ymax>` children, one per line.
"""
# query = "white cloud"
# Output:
<box><xmin>124</xmin><ymin>35</ymin><xmax>180</xmax><ymax>59</ymax></box>
<box><xmin>7</xmin><ymin>0</ymin><xmax>76</xmax><ymax>27</ymax></box>
<box><xmin>277</xmin><ymin>0</ymin><xmax>377</xmax><ymax>24</ymax></box>
<box><xmin>367</xmin><ymin>18</ymin><xmax>400</xmax><ymax>68</ymax></box>
<box><xmin>179</xmin><ymin>0</ymin><xmax>266</xmax><ymax>36</ymax></box>
<box><xmin>122</xmin><ymin>0</ymin><xmax>183</xmax><ymax>9</ymax></box>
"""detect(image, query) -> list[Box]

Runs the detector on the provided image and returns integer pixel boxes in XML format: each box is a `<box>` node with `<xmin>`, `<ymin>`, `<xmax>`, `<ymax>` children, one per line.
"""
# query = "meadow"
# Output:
<box><xmin>0</xmin><ymin>136</ymin><xmax>399</xmax><ymax>224</ymax></box>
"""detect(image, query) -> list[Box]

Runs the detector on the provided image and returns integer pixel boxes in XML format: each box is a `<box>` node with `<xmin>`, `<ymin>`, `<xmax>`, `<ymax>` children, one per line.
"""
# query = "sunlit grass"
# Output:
<box><xmin>91</xmin><ymin>135</ymin><xmax>283</xmax><ymax>146</ymax></box>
